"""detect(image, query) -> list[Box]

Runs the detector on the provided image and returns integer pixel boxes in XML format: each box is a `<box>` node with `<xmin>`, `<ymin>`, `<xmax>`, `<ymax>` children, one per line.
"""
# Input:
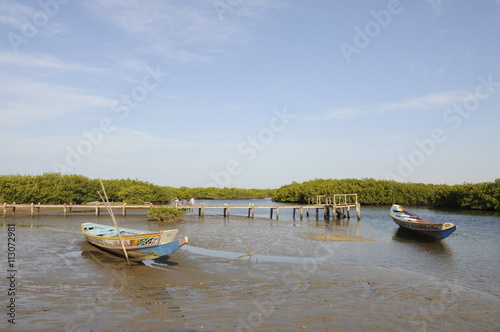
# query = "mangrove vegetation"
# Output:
<box><xmin>0</xmin><ymin>174</ymin><xmax>498</xmax><ymax>211</ymax></box>
<box><xmin>272</xmin><ymin>178</ymin><xmax>500</xmax><ymax>211</ymax></box>
<box><xmin>0</xmin><ymin>173</ymin><xmax>274</xmax><ymax>205</ymax></box>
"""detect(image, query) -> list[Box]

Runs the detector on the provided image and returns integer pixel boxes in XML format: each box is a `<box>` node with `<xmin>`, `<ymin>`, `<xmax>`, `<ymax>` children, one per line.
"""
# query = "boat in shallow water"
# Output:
<box><xmin>390</xmin><ymin>204</ymin><xmax>456</xmax><ymax>240</ymax></box>
<box><xmin>81</xmin><ymin>222</ymin><xmax>188</xmax><ymax>261</ymax></box>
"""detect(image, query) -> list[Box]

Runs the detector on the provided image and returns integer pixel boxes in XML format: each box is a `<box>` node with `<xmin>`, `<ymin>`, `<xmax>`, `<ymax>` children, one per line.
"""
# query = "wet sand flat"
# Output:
<box><xmin>2</xmin><ymin>210</ymin><xmax>500</xmax><ymax>331</ymax></box>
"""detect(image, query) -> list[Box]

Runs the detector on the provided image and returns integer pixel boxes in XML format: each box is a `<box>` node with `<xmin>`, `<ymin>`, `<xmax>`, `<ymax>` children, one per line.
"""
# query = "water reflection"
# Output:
<box><xmin>392</xmin><ymin>228</ymin><xmax>453</xmax><ymax>258</ymax></box>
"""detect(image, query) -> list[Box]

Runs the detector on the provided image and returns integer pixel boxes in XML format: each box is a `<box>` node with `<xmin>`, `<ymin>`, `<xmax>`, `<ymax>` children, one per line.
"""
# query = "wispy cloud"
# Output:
<box><xmin>0</xmin><ymin>52</ymin><xmax>104</xmax><ymax>73</ymax></box>
<box><xmin>378</xmin><ymin>90</ymin><xmax>473</xmax><ymax>112</ymax></box>
<box><xmin>303</xmin><ymin>107</ymin><xmax>362</xmax><ymax>121</ymax></box>
<box><xmin>0</xmin><ymin>0</ymin><xmax>67</xmax><ymax>36</ymax></box>
<box><xmin>0</xmin><ymin>76</ymin><xmax>113</xmax><ymax>125</ymax></box>
<box><xmin>304</xmin><ymin>89</ymin><xmax>473</xmax><ymax>122</ymax></box>
<box><xmin>83</xmin><ymin>0</ymin><xmax>284</xmax><ymax>62</ymax></box>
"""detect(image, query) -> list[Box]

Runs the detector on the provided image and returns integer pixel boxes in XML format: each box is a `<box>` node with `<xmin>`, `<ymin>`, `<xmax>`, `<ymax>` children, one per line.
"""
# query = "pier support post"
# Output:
<box><xmin>356</xmin><ymin>203</ymin><xmax>361</xmax><ymax>220</ymax></box>
<box><xmin>276</xmin><ymin>207</ymin><xmax>280</xmax><ymax>220</ymax></box>
<box><xmin>31</xmin><ymin>203</ymin><xmax>34</xmax><ymax>218</ymax></box>
<box><xmin>96</xmin><ymin>203</ymin><xmax>100</xmax><ymax>217</ymax></box>
<box><xmin>12</xmin><ymin>203</ymin><xmax>16</xmax><ymax>217</ymax></box>
<box><xmin>300</xmin><ymin>207</ymin><xmax>303</xmax><ymax>220</ymax></box>
<box><xmin>3</xmin><ymin>203</ymin><xmax>6</xmax><ymax>218</ymax></box>
<box><xmin>247</xmin><ymin>204</ymin><xmax>255</xmax><ymax>218</ymax></box>
<box><xmin>122</xmin><ymin>203</ymin><xmax>127</xmax><ymax>217</ymax></box>
<box><xmin>64</xmin><ymin>203</ymin><xmax>67</xmax><ymax>217</ymax></box>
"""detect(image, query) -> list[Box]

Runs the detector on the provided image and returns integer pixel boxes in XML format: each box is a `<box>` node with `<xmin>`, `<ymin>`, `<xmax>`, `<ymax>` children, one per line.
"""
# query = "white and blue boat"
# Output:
<box><xmin>390</xmin><ymin>204</ymin><xmax>456</xmax><ymax>240</ymax></box>
<box><xmin>81</xmin><ymin>222</ymin><xmax>188</xmax><ymax>261</ymax></box>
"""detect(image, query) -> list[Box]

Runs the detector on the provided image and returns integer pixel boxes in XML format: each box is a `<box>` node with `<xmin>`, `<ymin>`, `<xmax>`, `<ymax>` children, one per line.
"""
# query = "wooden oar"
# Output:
<box><xmin>98</xmin><ymin>178</ymin><xmax>130</xmax><ymax>266</ymax></box>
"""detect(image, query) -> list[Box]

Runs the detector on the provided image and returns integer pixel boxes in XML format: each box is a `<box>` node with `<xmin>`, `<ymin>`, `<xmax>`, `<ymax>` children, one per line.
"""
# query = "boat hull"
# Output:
<box><xmin>81</xmin><ymin>223</ymin><xmax>188</xmax><ymax>261</ymax></box>
<box><xmin>390</xmin><ymin>205</ymin><xmax>456</xmax><ymax>240</ymax></box>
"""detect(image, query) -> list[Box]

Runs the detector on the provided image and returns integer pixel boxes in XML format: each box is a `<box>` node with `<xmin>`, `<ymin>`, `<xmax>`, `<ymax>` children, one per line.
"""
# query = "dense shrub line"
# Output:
<box><xmin>1</xmin><ymin>174</ymin><xmax>498</xmax><ymax>211</ymax></box>
<box><xmin>0</xmin><ymin>173</ymin><xmax>274</xmax><ymax>205</ymax></box>
<box><xmin>272</xmin><ymin>178</ymin><xmax>500</xmax><ymax>211</ymax></box>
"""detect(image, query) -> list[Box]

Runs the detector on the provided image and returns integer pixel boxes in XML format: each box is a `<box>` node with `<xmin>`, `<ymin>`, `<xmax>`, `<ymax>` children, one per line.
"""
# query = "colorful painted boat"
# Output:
<box><xmin>81</xmin><ymin>222</ymin><xmax>188</xmax><ymax>261</ymax></box>
<box><xmin>390</xmin><ymin>204</ymin><xmax>456</xmax><ymax>240</ymax></box>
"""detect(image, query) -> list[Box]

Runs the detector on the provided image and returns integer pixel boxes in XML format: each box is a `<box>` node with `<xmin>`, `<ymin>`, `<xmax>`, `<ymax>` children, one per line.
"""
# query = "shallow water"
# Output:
<box><xmin>1</xmin><ymin>200</ymin><xmax>499</xmax><ymax>330</ymax></box>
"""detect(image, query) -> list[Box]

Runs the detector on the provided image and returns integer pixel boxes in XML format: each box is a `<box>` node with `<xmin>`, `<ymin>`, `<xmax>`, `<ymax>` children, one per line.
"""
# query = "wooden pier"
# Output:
<box><xmin>2</xmin><ymin>194</ymin><xmax>361</xmax><ymax>220</ymax></box>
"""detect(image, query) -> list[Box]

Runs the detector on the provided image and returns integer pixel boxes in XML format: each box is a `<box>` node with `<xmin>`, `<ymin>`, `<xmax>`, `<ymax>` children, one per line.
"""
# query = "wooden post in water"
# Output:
<box><xmin>95</xmin><ymin>203</ymin><xmax>100</xmax><ymax>217</ymax></box>
<box><xmin>63</xmin><ymin>203</ymin><xmax>67</xmax><ymax>217</ymax></box>
<box><xmin>356</xmin><ymin>203</ymin><xmax>361</xmax><ymax>220</ymax></box>
<box><xmin>3</xmin><ymin>203</ymin><xmax>6</xmax><ymax>218</ymax></box>
<box><xmin>276</xmin><ymin>207</ymin><xmax>280</xmax><ymax>220</ymax></box>
<box><xmin>12</xmin><ymin>203</ymin><xmax>16</xmax><ymax>217</ymax></box>
<box><xmin>248</xmin><ymin>204</ymin><xmax>254</xmax><ymax>218</ymax></box>
<box><xmin>324</xmin><ymin>206</ymin><xmax>329</xmax><ymax>219</ymax></box>
<box><xmin>122</xmin><ymin>203</ymin><xmax>127</xmax><ymax>217</ymax></box>
<box><xmin>31</xmin><ymin>203</ymin><xmax>34</xmax><ymax>218</ymax></box>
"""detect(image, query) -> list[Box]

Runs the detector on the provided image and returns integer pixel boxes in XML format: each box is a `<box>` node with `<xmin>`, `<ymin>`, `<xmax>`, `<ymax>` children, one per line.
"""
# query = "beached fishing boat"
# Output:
<box><xmin>81</xmin><ymin>222</ymin><xmax>188</xmax><ymax>261</ymax></box>
<box><xmin>390</xmin><ymin>204</ymin><xmax>456</xmax><ymax>240</ymax></box>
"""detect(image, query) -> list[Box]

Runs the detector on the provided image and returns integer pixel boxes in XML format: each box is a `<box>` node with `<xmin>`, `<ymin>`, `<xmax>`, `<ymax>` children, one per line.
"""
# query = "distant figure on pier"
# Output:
<box><xmin>189</xmin><ymin>196</ymin><xmax>195</xmax><ymax>206</ymax></box>
<box><xmin>174</xmin><ymin>197</ymin><xmax>179</xmax><ymax>207</ymax></box>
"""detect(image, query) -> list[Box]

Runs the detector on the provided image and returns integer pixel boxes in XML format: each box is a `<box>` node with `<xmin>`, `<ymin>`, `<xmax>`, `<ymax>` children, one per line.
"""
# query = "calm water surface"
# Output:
<box><xmin>184</xmin><ymin>199</ymin><xmax>500</xmax><ymax>297</ymax></box>
<box><xmin>5</xmin><ymin>199</ymin><xmax>499</xmax><ymax>297</ymax></box>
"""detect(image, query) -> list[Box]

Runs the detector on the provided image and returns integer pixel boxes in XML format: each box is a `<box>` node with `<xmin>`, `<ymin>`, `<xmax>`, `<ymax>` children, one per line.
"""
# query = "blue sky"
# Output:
<box><xmin>1</xmin><ymin>0</ymin><xmax>499</xmax><ymax>189</ymax></box>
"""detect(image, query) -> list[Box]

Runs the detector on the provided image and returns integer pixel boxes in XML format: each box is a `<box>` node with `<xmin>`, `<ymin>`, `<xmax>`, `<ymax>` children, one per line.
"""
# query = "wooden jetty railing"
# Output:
<box><xmin>2</xmin><ymin>194</ymin><xmax>361</xmax><ymax>220</ymax></box>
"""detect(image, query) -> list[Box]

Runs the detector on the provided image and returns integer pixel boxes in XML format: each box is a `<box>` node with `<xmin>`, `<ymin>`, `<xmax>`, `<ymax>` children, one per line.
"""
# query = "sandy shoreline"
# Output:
<box><xmin>12</xmin><ymin>244</ymin><xmax>499</xmax><ymax>331</ymax></box>
<box><xmin>3</xmin><ymin>211</ymin><xmax>500</xmax><ymax>331</ymax></box>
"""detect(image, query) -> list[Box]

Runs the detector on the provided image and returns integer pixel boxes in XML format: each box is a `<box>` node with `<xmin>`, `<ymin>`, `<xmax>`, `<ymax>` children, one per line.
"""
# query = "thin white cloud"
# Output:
<box><xmin>304</xmin><ymin>107</ymin><xmax>362</xmax><ymax>122</ymax></box>
<box><xmin>304</xmin><ymin>89</ymin><xmax>474</xmax><ymax>122</ymax></box>
<box><xmin>0</xmin><ymin>0</ymin><xmax>67</xmax><ymax>36</ymax></box>
<box><xmin>83</xmin><ymin>0</ymin><xmax>285</xmax><ymax>62</ymax></box>
<box><xmin>0</xmin><ymin>52</ymin><xmax>104</xmax><ymax>73</ymax></box>
<box><xmin>378</xmin><ymin>90</ymin><xmax>473</xmax><ymax>112</ymax></box>
<box><xmin>0</xmin><ymin>76</ymin><xmax>113</xmax><ymax>125</ymax></box>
